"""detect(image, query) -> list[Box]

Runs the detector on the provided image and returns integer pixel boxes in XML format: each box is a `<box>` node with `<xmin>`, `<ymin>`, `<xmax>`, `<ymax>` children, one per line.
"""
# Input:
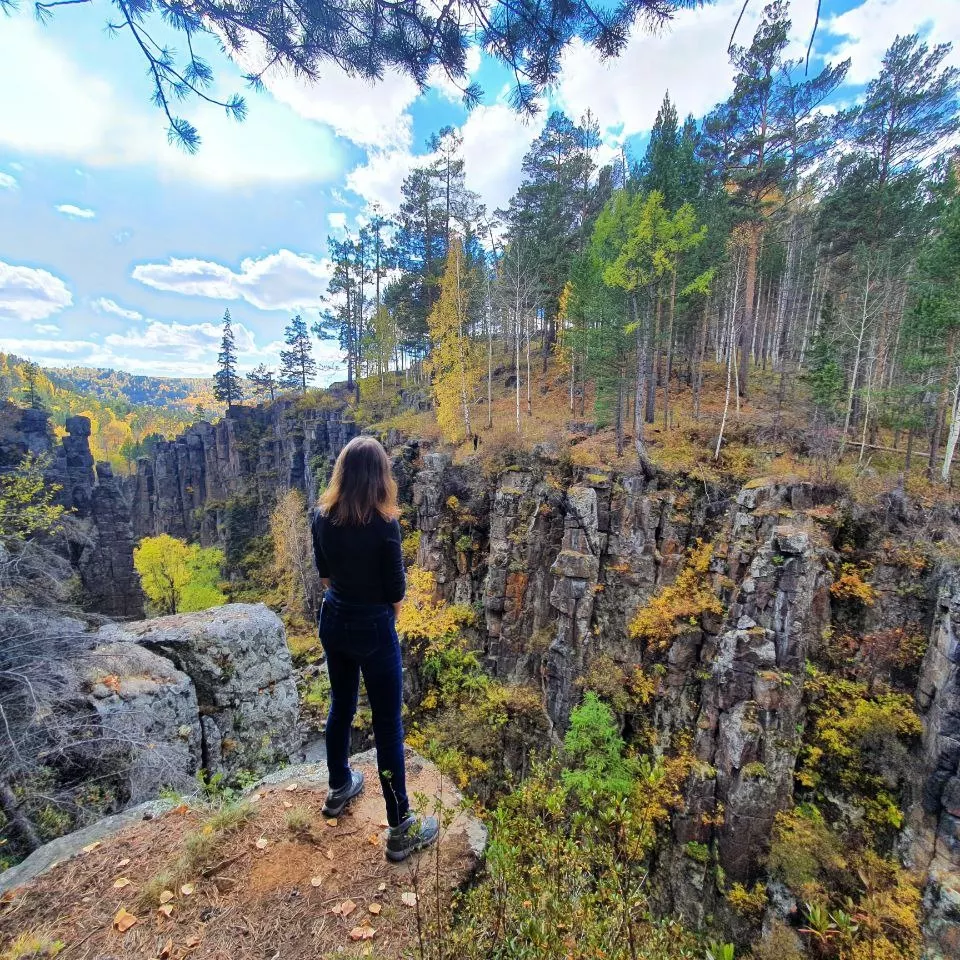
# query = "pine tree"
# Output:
<box><xmin>21</xmin><ymin>362</ymin><xmax>42</xmax><ymax>410</ymax></box>
<box><xmin>280</xmin><ymin>315</ymin><xmax>318</xmax><ymax>394</ymax></box>
<box><xmin>702</xmin><ymin>0</ymin><xmax>848</xmax><ymax>398</ymax></box>
<box><xmin>213</xmin><ymin>308</ymin><xmax>243</xmax><ymax>409</ymax></box>
<box><xmin>246</xmin><ymin>363</ymin><xmax>277</xmax><ymax>403</ymax></box>
<box><xmin>427</xmin><ymin>237</ymin><xmax>482</xmax><ymax>442</ymax></box>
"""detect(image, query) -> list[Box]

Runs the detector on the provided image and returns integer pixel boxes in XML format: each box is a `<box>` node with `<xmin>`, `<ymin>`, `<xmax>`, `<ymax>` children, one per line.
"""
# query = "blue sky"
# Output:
<box><xmin>0</xmin><ymin>0</ymin><xmax>957</xmax><ymax>379</ymax></box>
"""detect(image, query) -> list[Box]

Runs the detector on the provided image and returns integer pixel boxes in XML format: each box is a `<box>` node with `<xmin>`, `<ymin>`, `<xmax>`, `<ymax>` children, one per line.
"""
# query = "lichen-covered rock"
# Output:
<box><xmin>103</xmin><ymin>603</ymin><xmax>301</xmax><ymax>777</ymax></box>
<box><xmin>73</xmin><ymin>640</ymin><xmax>202</xmax><ymax>803</ymax></box>
<box><xmin>914</xmin><ymin>568</ymin><xmax>960</xmax><ymax>958</ymax></box>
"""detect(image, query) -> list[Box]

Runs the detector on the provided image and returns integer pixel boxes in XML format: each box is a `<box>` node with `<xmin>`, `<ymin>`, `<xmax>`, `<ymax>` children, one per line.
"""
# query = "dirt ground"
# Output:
<box><xmin>0</xmin><ymin>759</ymin><xmax>480</xmax><ymax>959</ymax></box>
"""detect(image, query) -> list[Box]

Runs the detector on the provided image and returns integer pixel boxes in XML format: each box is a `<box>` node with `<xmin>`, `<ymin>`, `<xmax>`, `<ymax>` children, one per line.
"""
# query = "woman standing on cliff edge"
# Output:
<box><xmin>311</xmin><ymin>435</ymin><xmax>439</xmax><ymax>861</ymax></box>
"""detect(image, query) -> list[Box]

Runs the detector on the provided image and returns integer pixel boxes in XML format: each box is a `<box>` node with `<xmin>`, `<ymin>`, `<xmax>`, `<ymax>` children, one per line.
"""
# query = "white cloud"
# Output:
<box><xmin>227</xmin><ymin>31</ymin><xmax>418</xmax><ymax>149</ymax></box>
<box><xmin>0</xmin><ymin>322</ymin><xmax>345</xmax><ymax>379</ymax></box>
<box><xmin>0</xmin><ymin>260</ymin><xmax>73</xmax><ymax>322</ymax></box>
<box><xmin>555</xmin><ymin>0</ymin><xmax>822</xmax><ymax>144</ymax></box>
<box><xmin>0</xmin><ymin>172</ymin><xmax>17</xmax><ymax>190</ymax></box>
<box><xmin>56</xmin><ymin>203</ymin><xmax>96</xmax><ymax>219</ymax></box>
<box><xmin>92</xmin><ymin>297</ymin><xmax>143</xmax><ymax>321</ymax></box>
<box><xmin>346</xmin><ymin>149</ymin><xmax>421</xmax><ymax>211</ymax></box>
<box><xmin>824</xmin><ymin>0</ymin><xmax>960</xmax><ymax>85</ymax></box>
<box><xmin>105</xmin><ymin>319</ymin><xmax>255</xmax><ymax>358</ymax></box>
<box><xmin>327</xmin><ymin>212</ymin><xmax>348</xmax><ymax>231</ymax></box>
<box><xmin>33</xmin><ymin>324</ymin><xmax>60</xmax><ymax>335</ymax></box>
<box><xmin>132</xmin><ymin>249</ymin><xmax>332</xmax><ymax>311</ymax></box>
<box><xmin>0</xmin><ymin>11</ymin><xmax>342</xmax><ymax>187</ymax></box>
<box><xmin>461</xmin><ymin>103</ymin><xmax>544</xmax><ymax>213</ymax></box>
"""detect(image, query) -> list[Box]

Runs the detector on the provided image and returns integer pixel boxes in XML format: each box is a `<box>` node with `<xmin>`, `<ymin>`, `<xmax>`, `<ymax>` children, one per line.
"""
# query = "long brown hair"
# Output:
<box><xmin>319</xmin><ymin>436</ymin><xmax>399</xmax><ymax>525</ymax></box>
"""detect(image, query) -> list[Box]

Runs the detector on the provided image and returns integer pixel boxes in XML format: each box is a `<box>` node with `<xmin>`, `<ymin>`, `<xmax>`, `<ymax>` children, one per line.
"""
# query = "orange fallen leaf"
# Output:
<box><xmin>310</xmin><ymin>876</ymin><xmax>323</xmax><ymax>887</ymax></box>
<box><xmin>184</xmin><ymin>933</ymin><xmax>201</xmax><ymax>949</ymax></box>
<box><xmin>102</xmin><ymin>674</ymin><xmax>121</xmax><ymax>692</ymax></box>
<box><xmin>367</xmin><ymin>834</ymin><xmax>380</xmax><ymax>846</ymax></box>
<box><xmin>255</xmin><ymin>838</ymin><xmax>269</xmax><ymax>850</ymax></box>
<box><xmin>112</xmin><ymin>877</ymin><xmax>132</xmax><ymax>889</ymax></box>
<box><xmin>332</xmin><ymin>899</ymin><xmax>357</xmax><ymax>917</ymax></box>
<box><xmin>113</xmin><ymin>907</ymin><xmax>138</xmax><ymax>932</ymax></box>
<box><xmin>180</xmin><ymin>883</ymin><xmax>195</xmax><ymax>896</ymax></box>
<box><xmin>157</xmin><ymin>904</ymin><xmax>174</xmax><ymax>918</ymax></box>
<box><xmin>349</xmin><ymin>925</ymin><xmax>376</xmax><ymax>941</ymax></box>
<box><xmin>159</xmin><ymin>890</ymin><xmax>174</xmax><ymax>905</ymax></box>
<box><xmin>325</xmin><ymin>818</ymin><xmax>338</xmax><ymax>827</ymax></box>
<box><xmin>368</xmin><ymin>903</ymin><xmax>382</xmax><ymax>915</ymax></box>
<box><xmin>171</xmin><ymin>804</ymin><xmax>190</xmax><ymax>815</ymax></box>
<box><xmin>401</xmin><ymin>892</ymin><xmax>418</xmax><ymax>907</ymax></box>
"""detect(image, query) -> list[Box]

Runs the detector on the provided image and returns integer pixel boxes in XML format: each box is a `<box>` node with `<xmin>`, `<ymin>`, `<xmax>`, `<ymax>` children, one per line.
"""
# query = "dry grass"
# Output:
<box><xmin>0</xmin><ymin>759</ymin><xmax>476</xmax><ymax>960</ymax></box>
<box><xmin>364</xmin><ymin>352</ymin><xmax>960</xmax><ymax>508</ymax></box>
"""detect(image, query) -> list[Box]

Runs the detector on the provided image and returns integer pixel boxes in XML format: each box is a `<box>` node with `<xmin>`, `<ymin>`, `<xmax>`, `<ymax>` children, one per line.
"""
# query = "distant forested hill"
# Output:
<box><xmin>0</xmin><ymin>353</ymin><xmax>212</xmax><ymax>473</ymax></box>
<box><xmin>45</xmin><ymin>366</ymin><xmax>216</xmax><ymax>412</ymax></box>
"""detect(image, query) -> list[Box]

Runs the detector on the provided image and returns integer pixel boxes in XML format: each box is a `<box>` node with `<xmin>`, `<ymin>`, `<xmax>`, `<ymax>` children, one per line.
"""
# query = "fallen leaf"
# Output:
<box><xmin>325</xmin><ymin>849</ymin><xmax>334</xmax><ymax>860</ymax></box>
<box><xmin>184</xmin><ymin>933</ymin><xmax>201</xmax><ymax>949</ymax></box>
<box><xmin>171</xmin><ymin>804</ymin><xmax>190</xmax><ymax>816</ymax></box>
<box><xmin>367</xmin><ymin>834</ymin><xmax>380</xmax><ymax>846</ymax></box>
<box><xmin>377</xmin><ymin>883</ymin><xmax>387</xmax><ymax>893</ymax></box>
<box><xmin>282</xmin><ymin>800</ymin><xmax>293</xmax><ymax>809</ymax></box>
<box><xmin>113</xmin><ymin>907</ymin><xmax>138</xmax><ymax>932</ymax></box>
<box><xmin>112</xmin><ymin>877</ymin><xmax>132</xmax><ymax>889</ymax></box>
<box><xmin>349</xmin><ymin>926</ymin><xmax>376</xmax><ymax>941</ymax></box>
<box><xmin>116</xmin><ymin>857</ymin><xmax>131</xmax><ymax>868</ymax></box>
<box><xmin>401</xmin><ymin>892</ymin><xmax>418</xmax><ymax>907</ymax></box>
<box><xmin>285</xmin><ymin>783</ymin><xmax>299</xmax><ymax>792</ymax></box>
<box><xmin>310</xmin><ymin>876</ymin><xmax>323</xmax><ymax>887</ymax></box>
<box><xmin>158</xmin><ymin>890</ymin><xmax>175</xmax><ymax>905</ymax></box>
<box><xmin>157</xmin><ymin>904</ymin><xmax>174</xmax><ymax>918</ymax></box>
<box><xmin>325</xmin><ymin>818</ymin><xmax>338</xmax><ymax>827</ymax></box>
<box><xmin>255</xmin><ymin>837</ymin><xmax>269</xmax><ymax>850</ymax></box>
<box><xmin>103</xmin><ymin>674</ymin><xmax>121</xmax><ymax>692</ymax></box>
<box><xmin>368</xmin><ymin>903</ymin><xmax>382</xmax><ymax>915</ymax></box>
<box><xmin>180</xmin><ymin>883</ymin><xmax>195</xmax><ymax>896</ymax></box>
<box><xmin>82</xmin><ymin>841</ymin><xmax>101</xmax><ymax>854</ymax></box>
<box><xmin>159</xmin><ymin>938</ymin><xmax>173</xmax><ymax>959</ymax></box>
<box><xmin>332</xmin><ymin>899</ymin><xmax>356</xmax><ymax>917</ymax></box>
<box><xmin>249</xmin><ymin>793</ymin><xmax>262</xmax><ymax>804</ymax></box>
<box><xmin>379</xmin><ymin>819</ymin><xmax>390</xmax><ymax>828</ymax></box>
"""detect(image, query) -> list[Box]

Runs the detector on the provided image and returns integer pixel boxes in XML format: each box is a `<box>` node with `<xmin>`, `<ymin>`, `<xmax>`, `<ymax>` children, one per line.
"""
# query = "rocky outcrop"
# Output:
<box><xmin>67</xmin><ymin>640</ymin><xmax>203</xmax><ymax>803</ymax></box>
<box><xmin>131</xmin><ymin>399</ymin><xmax>359</xmax><ymax>547</ymax></box>
<box><xmin>99</xmin><ymin>604</ymin><xmax>301</xmax><ymax>778</ymax></box>
<box><xmin>914</xmin><ymin>569</ymin><xmax>960</xmax><ymax>958</ymax></box>
<box><xmin>0</xmin><ymin>604</ymin><xmax>300</xmax><ymax>870</ymax></box>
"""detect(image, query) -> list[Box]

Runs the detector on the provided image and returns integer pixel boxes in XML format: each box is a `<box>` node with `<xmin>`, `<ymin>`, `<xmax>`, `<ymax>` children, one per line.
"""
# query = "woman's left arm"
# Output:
<box><xmin>383</xmin><ymin>518</ymin><xmax>406</xmax><ymax>611</ymax></box>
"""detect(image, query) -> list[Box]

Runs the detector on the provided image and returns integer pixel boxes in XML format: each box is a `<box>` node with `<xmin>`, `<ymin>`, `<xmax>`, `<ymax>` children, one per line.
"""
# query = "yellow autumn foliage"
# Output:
<box><xmin>395</xmin><ymin>567</ymin><xmax>475</xmax><ymax>642</ymax></box>
<box><xmin>628</xmin><ymin>540</ymin><xmax>724</xmax><ymax>649</ymax></box>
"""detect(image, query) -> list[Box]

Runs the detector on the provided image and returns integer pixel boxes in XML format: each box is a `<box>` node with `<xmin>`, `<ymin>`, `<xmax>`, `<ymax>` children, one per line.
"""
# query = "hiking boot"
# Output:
<box><xmin>385</xmin><ymin>815</ymin><xmax>439</xmax><ymax>862</ymax></box>
<box><xmin>322</xmin><ymin>770</ymin><xmax>364</xmax><ymax>817</ymax></box>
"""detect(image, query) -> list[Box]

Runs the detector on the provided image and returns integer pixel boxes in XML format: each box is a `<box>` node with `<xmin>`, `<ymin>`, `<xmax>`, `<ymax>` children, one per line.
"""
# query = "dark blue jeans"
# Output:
<box><xmin>318</xmin><ymin>591</ymin><xmax>409</xmax><ymax>827</ymax></box>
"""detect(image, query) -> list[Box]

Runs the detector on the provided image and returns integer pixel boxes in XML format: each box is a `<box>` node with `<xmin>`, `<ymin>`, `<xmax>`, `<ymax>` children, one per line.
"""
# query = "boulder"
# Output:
<box><xmin>102</xmin><ymin>603</ymin><xmax>301</xmax><ymax>777</ymax></box>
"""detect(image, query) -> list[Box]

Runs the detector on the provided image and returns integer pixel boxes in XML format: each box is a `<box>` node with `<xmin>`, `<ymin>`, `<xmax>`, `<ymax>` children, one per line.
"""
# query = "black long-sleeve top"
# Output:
<box><xmin>311</xmin><ymin>511</ymin><xmax>406</xmax><ymax>605</ymax></box>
